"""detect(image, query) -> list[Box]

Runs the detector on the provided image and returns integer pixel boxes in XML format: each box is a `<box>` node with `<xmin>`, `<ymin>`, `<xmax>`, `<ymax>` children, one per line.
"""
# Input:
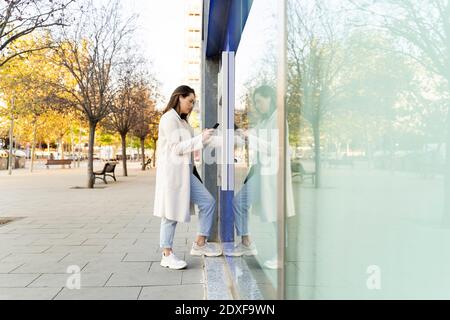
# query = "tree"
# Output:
<box><xmin>104</xmin><ymin>55</ymin><xmax>146</xmax><ymax>177</ymax></box>
<box><xmin>348</xmin><ymin>0</ymin><xmax>450</xmax><ymax>222</ymax></box>
<box><xmin>287</xmin><ymin>0</ymin><xmax>349</xmax><ymax>187</ymax></box>
<box><xmin>50</xmin><ymin>0</ymin><xmax>136</xmax><ymax>188</ymax></box>
<box><xmin>39</xmin><ymin>109</ymin><xmax>76</xmax><ymax>158</ymax></box>
<box><xmin>0</xmin><ymin>36</ymin><xmax>75</xmax><ymax>172</ymax></box>
<box><xmin>332</xmin><ymin>31</ymin><xmax>415</xmax><ymax>167</ymax></box>
<box><xmin>147</xmin><ymin>110</ymin><xmax>162</xmax><ymax>169</ymax></box>
<box><xmin>132</xmin><ymin>84</ymin><xmax>160</xmax><ymax>170</ymax></box>
<box><xmin>0</xmin><ymin>0</ymin><xmax>74</xmax><ymax>67</ymax></box>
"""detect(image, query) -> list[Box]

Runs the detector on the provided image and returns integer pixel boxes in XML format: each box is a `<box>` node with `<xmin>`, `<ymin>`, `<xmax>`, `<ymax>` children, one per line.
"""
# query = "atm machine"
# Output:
<box><xmin>217</xmin><ymin>51</ymin><xmax>235</xmax><ymax>243</ymax></box>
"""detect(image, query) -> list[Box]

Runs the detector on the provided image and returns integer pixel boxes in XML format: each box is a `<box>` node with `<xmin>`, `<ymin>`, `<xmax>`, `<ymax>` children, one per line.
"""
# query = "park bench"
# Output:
<box><xmin>291</xmin><ymin>161</ymin><xmax>316</xmax><ymax>184</ymax></box>
<box><xmin>45</xmin><ymin>159</ymin><xmax>73</xmax><ymax>169</ymax></box>
<box><xmin>327</xmin><ymin>158</ymin><xmax>354</xmax><ymax>168</ymax></box>
<box><xmin>93</xmin><ymin>162</ymin><xmax>117</xmax><ymax>184</ymax></box>
<box><xmin>142</xmin><ymin>158</ymin><xmax>152</xmax><ymax>170</ymax></box>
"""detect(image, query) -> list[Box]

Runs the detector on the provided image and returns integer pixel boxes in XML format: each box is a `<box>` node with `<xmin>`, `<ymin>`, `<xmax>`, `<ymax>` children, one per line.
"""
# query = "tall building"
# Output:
<box><xmin>183</xmin><ymin>0</ymin><xmax>202</xmax><ymax>120</ymax></box>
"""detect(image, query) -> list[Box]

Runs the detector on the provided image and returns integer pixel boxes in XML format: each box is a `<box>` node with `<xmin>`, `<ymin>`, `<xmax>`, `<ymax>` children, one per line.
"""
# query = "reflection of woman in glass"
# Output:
<box><xmin>228</xmin><ymin>85</ymin><xmax>296</xmax><ymax>269</ymax></box>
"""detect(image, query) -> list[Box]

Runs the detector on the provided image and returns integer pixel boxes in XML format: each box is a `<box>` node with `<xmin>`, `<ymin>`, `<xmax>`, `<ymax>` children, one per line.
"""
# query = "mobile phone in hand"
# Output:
<box><xmin>212</xmin><ymin>123</ymin><xmax>220</xmax><ymax>129</ymax></box>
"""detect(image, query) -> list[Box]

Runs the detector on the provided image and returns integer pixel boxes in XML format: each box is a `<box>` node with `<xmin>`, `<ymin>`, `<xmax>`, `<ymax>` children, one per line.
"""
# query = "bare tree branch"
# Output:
<box><xmin>0</xmin><ymin>0</ymin><xmax>75</xmax><ymax>66</ymax></box>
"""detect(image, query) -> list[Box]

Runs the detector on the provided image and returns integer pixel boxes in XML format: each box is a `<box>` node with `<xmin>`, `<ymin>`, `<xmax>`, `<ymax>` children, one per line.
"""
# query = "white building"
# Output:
<box><xmin>183</xmin><ymin>0</ymin><xmax>202</xmax><ymax>119</ymax></box>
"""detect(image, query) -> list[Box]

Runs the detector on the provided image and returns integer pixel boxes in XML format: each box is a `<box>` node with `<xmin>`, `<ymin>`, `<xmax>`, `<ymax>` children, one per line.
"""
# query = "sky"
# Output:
<box><xmin>1</xmin><ymin>0</ymin><xmax>193</xmax><ymax>110</ymax></box>
<box><xmin>123</xmin><ymin>0</ymin><xmax>187</xmax><ymax>106</ymax></box>
<box><xmin>122</xmin><ymin>0</ymin><xmax>273</xmax><ymax>111</ymax></box>
<box><xmin>235</xmin><ymin>0</ymin><xmax>277</xmax><ymax>110</ymax></box>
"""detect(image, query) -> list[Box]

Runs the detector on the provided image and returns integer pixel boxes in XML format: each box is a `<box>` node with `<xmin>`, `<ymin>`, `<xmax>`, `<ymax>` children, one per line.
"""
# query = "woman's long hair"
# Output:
<box><xmin>253</xmin><ymin>85</ymin><xmax>277</xmax><ymax>120</ymax></box>
<box><xmin>163</xmin><ymin>85</ymin><xmax>196</xmax><ymax>121</ymax></box>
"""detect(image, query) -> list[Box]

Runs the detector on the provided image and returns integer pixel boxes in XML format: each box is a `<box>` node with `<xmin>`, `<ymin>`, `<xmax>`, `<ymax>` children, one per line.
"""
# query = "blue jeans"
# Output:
<box><xmin>160</xmin><ymin>173</ymin><xmax>216</xmax><ymax>249</ymax></box>
<box><xmin>232</xmin><ymin>173</ymin><xmax>260</xmax><ymax>237</ymax></box>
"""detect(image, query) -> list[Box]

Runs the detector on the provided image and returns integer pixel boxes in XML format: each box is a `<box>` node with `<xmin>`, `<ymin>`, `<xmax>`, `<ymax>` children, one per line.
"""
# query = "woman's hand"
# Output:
<box><xmin>202</xmin><ymin>129</ymin><xmax>215</xmax><ymax>144</ymax></box>
<box><xmin>236</xmin><ymin>129</ymin><xmax>248</xmax><ymax>138</ymax></box>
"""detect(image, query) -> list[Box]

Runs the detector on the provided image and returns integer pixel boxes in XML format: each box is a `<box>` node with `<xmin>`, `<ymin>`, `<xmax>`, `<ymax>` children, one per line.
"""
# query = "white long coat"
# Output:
<box><xmin>247</xmin><ymin>110</ymin><xmax>296</xmax><ymax>223</ymax></box>
<box><xmin>209</xmin><ymin>110</ymin><xmax>296</xmax><ymax>223</ymax></box>
<box><xmin>153</xmin><ymin>109</ymin><xmax>204</xmax><ymax>223</ymax></box>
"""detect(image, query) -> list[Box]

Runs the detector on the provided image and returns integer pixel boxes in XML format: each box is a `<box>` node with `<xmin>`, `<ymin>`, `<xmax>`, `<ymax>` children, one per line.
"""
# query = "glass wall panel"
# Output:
<box><xmin>231</xmin><ymin>0</ymin><xmax>281</xmax><ymax>300</ymax></box>
<box><xmin>286</xmin><ymin>0</ymin><xmax>450</xmax><ymax>299</ymax></box>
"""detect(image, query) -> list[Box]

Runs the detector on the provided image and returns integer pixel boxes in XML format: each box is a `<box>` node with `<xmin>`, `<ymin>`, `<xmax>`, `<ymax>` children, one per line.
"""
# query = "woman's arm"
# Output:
<box><xmin>161</xmin><ymin>117</ymin><xmax>204</xmax><ymax>156</ymax></box>
<box><xmin>247</xmin><ymin>131</ymin><xmax>272</xmax><ymax>155</ymax></box>
<box><xmin>204</xmin><ymin>129</ymin><xmax>271</xmax><ymax>153</ymax></box>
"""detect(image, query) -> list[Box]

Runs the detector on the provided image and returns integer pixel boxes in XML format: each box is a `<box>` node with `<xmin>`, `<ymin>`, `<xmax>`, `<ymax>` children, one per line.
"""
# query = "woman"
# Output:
<box><xmin>154</xmin><ymin>85</ymin><xmax>222</xmax><ymax>270</ymax></box>
<box><xmin>229</xmin><ymin>85</ymin><xmax>296</xmax><ymax>269</ymax></box>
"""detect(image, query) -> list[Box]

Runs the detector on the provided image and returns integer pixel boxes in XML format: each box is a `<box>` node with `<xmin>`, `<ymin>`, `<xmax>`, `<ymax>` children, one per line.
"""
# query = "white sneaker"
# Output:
<box><xmin>225</xmin><ymin>243</ymin><xmax>258</xmax><ymax>257</ymax></box>
<box><xmin>160</xmin><ymin>253</ymin><xmax>188</xmax><ymax>270</ymax></box>
<box><xmin>263</xmin><ymin>258</ymin><xmax>281</xmax><ymax>270</ymax></box>
<box><xmin>190</xmin><ymin>241</ymin><xmax>223</xmax><ymax>257</ymax></box>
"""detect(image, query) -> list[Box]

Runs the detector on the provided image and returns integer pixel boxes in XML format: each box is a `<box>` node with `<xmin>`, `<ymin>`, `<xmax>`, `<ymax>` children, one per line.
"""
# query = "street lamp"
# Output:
<box><xmin>8</xmin><ymin>97</ymin><xmax>15</xmax><ymax>175</ymax></box>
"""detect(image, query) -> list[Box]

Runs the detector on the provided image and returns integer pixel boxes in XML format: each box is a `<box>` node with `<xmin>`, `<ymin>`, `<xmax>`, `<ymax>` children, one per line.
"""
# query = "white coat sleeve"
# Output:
<box><xmin>161</xmin><ymin>116</ymin><xmax>204</xmax><ymax>156</ymax></box>
<box><xmin>208</xmin><ymin>131</ymin><xmax>271</xmax><ymax>153</ymax></box>
<box><xmin>247</xmin><ymin>133</ymin><xmax>271</xmax><ymax>155</ymax></box>
<box><xmin>207</xmin><ymin>130</ymin><xmax>248</xmax><ymax>149</ymax></box>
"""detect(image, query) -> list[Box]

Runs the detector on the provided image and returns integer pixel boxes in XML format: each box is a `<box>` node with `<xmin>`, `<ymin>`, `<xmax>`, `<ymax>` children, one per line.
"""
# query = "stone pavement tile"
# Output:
<box><xmin>17</xmin><ymin>233</ymin><xmax>71</xmax><ymax>240</ymax></box>
<box><xmin>54</xmin><ymin>287</ymin><xmax>141</xmax><ymax>300</ymax></box>
<box><xmin>95</xmin><ymin>223</ymin><xmax>128</xmax><ymax>229</ymax></box>
<box><xmin>4</xmin><ymin>224</ymin><xmax>47</xmax><ymax>230</ymax></box>
<box><xmin>67</xmin><ymin>228</ymin><xmax>103</xmax><ymax>234</ymax></box>
<box><xmin>122</xmin><ymin>227</ymin><xmax>146</xmax><ymax>233</ymax></box>
<box><xmin>139</xmin><ymin>284</ymin><xmax>204</xmax><ymax>300</ymax></box>
<box><xmin>110</xmin><ymin>217</ymin><xmax>134</xmax><ymax>222</ymax></box>
<box><xmin>0</xmin><ymin>246</ymin><xmax>51</xmax><ymax>254</ymax></box>
<box><xmin>81</xmin><ymin>261</ymin><xmax>151</xmax><ymax>274</ymax></box>
<box><xmin>66</xmin><ymin>233</ymin><xmax>117</xmax><ymax>240</ymax></box>
<box><xmin>0</xmin><ymin>227</ymin><xmax>17</xmax><ymax>234</ymax></box>
<box><xmin>127</xmin><ymin>222</ymin><xmax>150</xmax><ymax>228</ymax></box>
<box><xmin>59</xmin><ymin>253</ymin><xmax>126</xmax><ymax>264</ymax></box>
<box><xmin>0</xmin><ymin>262</ymin><xmax>23</xmax><ymax>273</ymax></box>
<box><xmin>0</xmin><ymin>166</ymin><xmax>206</xmax><ymax>299</ymax></box>
<box><xmin>123</xmin><ymin>252</ymin><xmax>164</xmax><ymax>262</ymax></box>
<box><xmin>143</xmin><ymin>226</ymin><xmax>163</xmax><ymax>233</ymax></box>
<box><xmin>181</xmin><ymin>269</ymin><xmax>205</xmax><ymax>285</ymax></box>
<box><xmin>0</xmin><ymin>288</ymin><xmax>62</xmax><ymax>300</ymax></box>
<box><xmin>134</xmin><ymin>233</ymin><xmax>160</xmax><ymax>240</ymax></box>
<box><xmin>185</xmin><ymin>256</ymin><xmax>204</xmax><ymax>268</ymax></box>
<box><xmin>98</xmin><ymin>226</ymin><xmax>144</xmax><ymax>232</ymax></box>
<box><xmin>31</xmin><ymin>238</ymin><xmax>87</xmax><ymax>246</ymax></box>
<box><xmin>0</xmin><ymin>274</ymin><xmax>41</xmax><ymax>287</ymax></box>
<box><xmin>82</xmin><ymin>238</ymin><xmax>137</xmax><ymax>246</ymax></box>
<box><xmin>7</xmin><ymin>229</ymin><xmax>81</xmax><ymax>235</ymax></box>
<box><xmin>44</xmin><ymin>245</ymin><xmax>105</xmax><ymax>254</ymax></box>
<box><xmin>0</xmin><ymin>234</ymin><xmax>21</xmax><ymax>240</ymax></box>
<box><xmin>100</xmin><ymin>244</ymin><xmax>158</xmax><ymax>254</ymax></box>
<box><xmin>113</xmin><ymin>232</ymin><xmax>146</xmax><ymax>239</ymax></box>
<box><xmin>106</xmin><ymin>270</ymin><xmax>182</xmax><ymax>287</ymax></box>
<box><xmin>0</xmin><ymin>253</ymin><xmax>68</xmax><ymax>264</ymax></box>
<box><xmin>40</xmin><ymin>224</ymin><xmax>87</xmax><ymax>229</ymax></box>
<box><xmin>134</xmin><ymin>238</ymin><xmax>186</xmax><ymax>247</ymax></box>
<box><xmin>93</xmin><ymin>218</ymin><xmax>114</xmax><ymax>224</ymax></box>
<box><xmin>28</xmin><ymin>273</ymin><xmax>112</xmax><ymax>288</ymax></box>
<box><xmin>12</xmin><ymin>261</ymin><xmax>89</xmax><ymax>274</ymax></box>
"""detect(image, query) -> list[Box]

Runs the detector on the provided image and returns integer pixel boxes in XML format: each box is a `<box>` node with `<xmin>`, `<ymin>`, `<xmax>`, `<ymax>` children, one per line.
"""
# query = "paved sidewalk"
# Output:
<box><xmin>0</xmin><ymin>161</ymin><xmax>205</xmax><ymax>300</ymax></box>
